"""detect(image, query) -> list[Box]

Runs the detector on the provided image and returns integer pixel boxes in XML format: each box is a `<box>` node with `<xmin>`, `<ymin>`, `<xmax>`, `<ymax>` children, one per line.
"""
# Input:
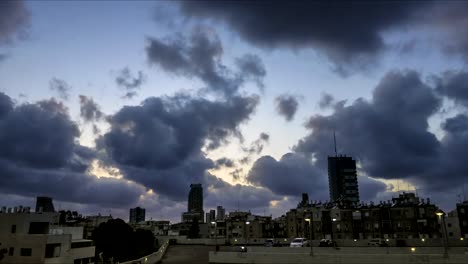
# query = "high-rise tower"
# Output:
<box><xmin>328</xmin><ymin>155</ymin><xmax>360</xmax><ymax>203</ymax></box>
<box><xmin>182</xmin><ymin>184</ymin><xmax>204</xmax><ymax>222</ymax></box>
<box><xmin>35</xmin><ymin>197</ymin><xmax>55</xmax><ymax>213</ymax></box>
<box><xmin>188</xmin><ymin>184</ymin><xmax>203</xmax><ymax>212</ymax></box>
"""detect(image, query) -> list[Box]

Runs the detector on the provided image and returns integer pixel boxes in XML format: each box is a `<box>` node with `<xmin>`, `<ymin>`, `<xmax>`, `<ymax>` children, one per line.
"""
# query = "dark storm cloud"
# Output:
<box><xmin>0</xmin><ymin>1</ymin><xmax>29</xmax><ymax>44</ymax></box>
<box><xmin>425</xmin><ymin>2</ymin><xmax>468</xmax><ymax>62</ymax></box>
<box><xmin>100</xmin><ymin>94</ymin><xmax>258</xmax><ymax>170</ymax></box>
<box><xmin>98</xmin><ymin>93</ymin><xmax>259</xmax><ymax>201</ymax></box>
<box><xmin>179</xmin><ymin>1</ymin><xmax>423</xmax><ymax>74</ymax></box>
<box><xmin>204</xmin><ymin>179</ymin><xmax>279</xmax><ymax>211</ymax></box>
<box><xmin>214</xmin><ymin>157</ymin><xmax>235</xmax><ymax>169</ymax></box>
<box><xmin>115</xmin><ymin>67</ymin><xmax>146</xmax><ymax>99</ymax></box>
<box><xmin>146</xmin><ymin>28</ymin><xmax>265</xmax><ymax>97</ymax></box>
<box><xmin>0</xmin><ymin>98</ymin><xmax>79</xmax><ymax>168</ymax></box>
<box><xmin>0</xmin><ymin>92</ymin><xmax>144</xmax><ymax>207</ymax></box>
<box><xmin>434</xmin><ymin>71</ymin><xmax>468</xmax><ymax>107</ymax></box>
<box><xmin>295</xmin><ymin>70</ymin><xmax>441</xmax><ymax>179</ymax></box>
<box><xmin>247</xmin><ymin>70</ymin><xmax>449</xmax><ymax>201</ymax></box>
<box><xmin>117</xmin><ymin>155</ymin><xmax>213</xmax><ymax>201</ymax></box>
<box><xmin>286</xmin><ymin>70</ymin><xmax>468</xmax><ymax>196</ymax></box>
<box><xmin>49</xmin><ymin>78</ymin><xmax>71</xmax><ymax>100</ymax></box>
<box><xmin>275</xmin><ymin>94</ymin><xmax>299</xmax><ymax>121</ymax></box>
<box><xmin>358</xmin><ymin>176</ymin><xmax>388</xmax><ymax>202</ymax></box>
<box><xmin>247</xmin><ymin>153</ymin><xmax>328</xmax><ymax>197</ymax></box>
<box><xmin>79</xmin><ymin>95</ymin><xmax>103</xmax><ymax>122</ymax></box>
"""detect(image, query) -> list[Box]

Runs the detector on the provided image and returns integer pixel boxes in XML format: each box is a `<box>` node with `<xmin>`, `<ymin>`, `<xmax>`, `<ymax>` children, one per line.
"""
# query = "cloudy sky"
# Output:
<box><xmin>1</xmin><ymin>1</ymin><xmax>468</xmax><ymax>221</ymax></box>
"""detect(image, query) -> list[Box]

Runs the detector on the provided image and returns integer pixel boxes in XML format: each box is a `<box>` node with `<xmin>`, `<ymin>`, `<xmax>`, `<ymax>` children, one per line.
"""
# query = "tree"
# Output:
<box><xmin>92</xmin><ymin>219</ymin><xmax>156</xmax><ymax>262</ymax></box>
<box><xmin>92</xmin><ymin>219</ymin><xmax>134</xmax><ymax>262</ymax></box>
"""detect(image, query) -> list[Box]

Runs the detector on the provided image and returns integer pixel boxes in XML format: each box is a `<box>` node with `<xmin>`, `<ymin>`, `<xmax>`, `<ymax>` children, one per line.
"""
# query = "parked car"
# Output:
<box><xmin>264</xmin><ymin>239</ymin><xmax>281</xmax><ymax>247</ymax></box>
<box><xmin>290</xmin><ymin>238</ymin><xmax>309</xmax><ymax>247</ymax></box>
<box><xmin>368</xmin><ymin>239</ymin><xmax>388</xmax><ymax>247</ymax></box>
<box><xmin>318</xmin><ymin>239</ymin><xmax>337</xmax><ymax>247</ymax></box>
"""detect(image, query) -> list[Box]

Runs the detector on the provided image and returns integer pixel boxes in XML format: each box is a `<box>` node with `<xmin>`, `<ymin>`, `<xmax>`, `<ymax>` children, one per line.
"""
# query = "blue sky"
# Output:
<box><xmin>1</xmin><ymin>1</ymin><xmax>468</xmax><ymax>222</ymax></box>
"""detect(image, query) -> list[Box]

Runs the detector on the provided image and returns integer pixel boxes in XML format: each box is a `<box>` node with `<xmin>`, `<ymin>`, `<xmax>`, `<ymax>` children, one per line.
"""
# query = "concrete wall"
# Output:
<box><xmin>120</xmin><ymin>239</ymin><xmax>170</xmax><ymax>264</ymax></box>
<box><xmin>247</xmin><ymin>246</ymin><xmax>468</xmax><ymax>255</ymax></box>
<box><xmin>209</xmin><ymin>251</ymin><xmax>468</xmax><ymax>264</ymax></box>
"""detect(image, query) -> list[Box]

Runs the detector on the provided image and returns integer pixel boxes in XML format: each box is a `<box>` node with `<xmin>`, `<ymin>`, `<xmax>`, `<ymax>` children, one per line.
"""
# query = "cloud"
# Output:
<box><xmin>98</xmin><ymin>93</ymin><xmax>259</xmax><ymax>201</ymax></box>
<box><xmin>247</xmin><ymin>153</ymin><xmax>328</xmax><ymax>198</ymax></box>
<box><xmin>434</xmin><ymin>71</ymin><xmax>468</xmax><ymax>107</ymax></box>
<box><xmin>49</xmin><ymin>78</ymin><xmax>71</xmax><ymax>100</ymax></box>
<box><xmin>79</xmin><ymin>95</ymin><xmax>103</xmax><ymax>122</ymax></box>
<box><xmin>318</xmin><ymin>93</ymin><xmax>335</xmax><ymax>109</ymax></box>
<box><xmin>0</xmin><ymin>92</ymin><xmax>144</xmax><ymax>208</ymax></box>
<box><xmin>115</xmin><ymin>67</ymin><xmax>146</xmax><ymax>99</ymax></box>
<box><xmin>204</xmin><ymin>179</ymin><xmax>279</xmax><ymax>212</ymax></box>
<box><xmin>146</xmin><ymin>27</ymin><xmax>265</xmax><ymax>97</ymax></box>
<box><xmin>424</xmin><ymin>2</ymin><xmax>468</xmax><ymax>62</ymax></box>
<box><xmin>275</xmin><ymin>94</ymin><xmax>299</xmax><ymax>121</ymax></box>
<box><xmin>214</xmin><ymin>157</ymin><xmax>235</xmax><ymax>169</ymax></box>
<box><xmin>178</xmin><ymin>1</ymin><xmax>423</xmax><ymax>74</ymax></box>
<box><xmin>293</xmin><ymin>70</ymin><xmax>468</xmax><ymax>196</ymax></box>
<box><xmin>0</xmin><ymin>1</ymin><xmax>29</xmax><ymax>44</ymax></box>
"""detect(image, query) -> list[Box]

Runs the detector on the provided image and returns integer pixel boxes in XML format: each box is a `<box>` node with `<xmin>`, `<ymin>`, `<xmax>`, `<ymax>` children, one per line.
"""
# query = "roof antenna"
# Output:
<box><xmin>463</xmin><ymin>184</ymin><xmax>466</xmax><ymax>202</ymax></box>
<box><xmin>333</xmin><ymin>130</ymin><xmax>338</xmax><ymax>157</ymax></box>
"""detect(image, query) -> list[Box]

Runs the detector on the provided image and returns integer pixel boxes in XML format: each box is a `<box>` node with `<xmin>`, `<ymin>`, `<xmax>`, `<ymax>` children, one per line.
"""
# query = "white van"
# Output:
<box><xmin>290</xmin><ymin>238</ymin><xmax>309</xmax><ymax>247</ymax></box>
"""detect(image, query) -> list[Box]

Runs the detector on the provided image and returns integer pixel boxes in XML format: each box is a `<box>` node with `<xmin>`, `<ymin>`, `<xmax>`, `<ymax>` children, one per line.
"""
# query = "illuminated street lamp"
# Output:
<box><xmin>331</xmin><ymin>218</ymin><xmax>337</xmax><ymax>241</ymax></box>
<box><xmin>211</xmin><ymin>221</ymin><xmax>218</xmax><ymax>252</ymax></box>
<box><xmin>436</xmin><ymin>209</ymin><xmax>448</xmax><ymax>259</ymax></box>
<box><xmin>245</xmin><ymin>221</ymin><xmax>250</xmax><ymax>248</ymax></box>
<box><xmin>305</xmin><ymin>218</ymin><xmax>314</xmax><ymax>256</ymax></box>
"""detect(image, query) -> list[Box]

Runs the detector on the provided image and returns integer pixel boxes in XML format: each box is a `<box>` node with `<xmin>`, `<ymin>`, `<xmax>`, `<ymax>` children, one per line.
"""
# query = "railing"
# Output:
<box><xmin>119</xmin><ymin>240</ymin><xmax>170</xmax><ymax>264</ymax></box>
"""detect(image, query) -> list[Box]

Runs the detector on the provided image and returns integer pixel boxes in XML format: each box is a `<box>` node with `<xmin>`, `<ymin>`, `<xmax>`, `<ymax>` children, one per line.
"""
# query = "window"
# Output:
<box><xmin>28</xmin><ymin>222</ymin><xmax>49</xmax><ymax>234</ymax></box>
<box><xmin>45</xmin><ymin>244</ymin><xmax>61</xmax><ymax>258</ymax></box>
<box><xmin>11</xmin><ymin>225</ymin><xmax>16</xmax><ymax>234</ymax></box>
<box><xmin>9</xmin><ymin>247</ymin><xmax>14</xmax><ymax>256</ymax></box>
<box><xmin>448</xmin><ymin>223</ymin><xmax>452</xmax><ymax>227</ymax></box>
<box><xmin>20</xmin><ymin>248</ymin><xmax>32</xmax><ymax>257</ymax></box>
<box><xmin>449</xmin><ymin>232</ymin><xmax>453</xmax><ymax>237</ymax></box>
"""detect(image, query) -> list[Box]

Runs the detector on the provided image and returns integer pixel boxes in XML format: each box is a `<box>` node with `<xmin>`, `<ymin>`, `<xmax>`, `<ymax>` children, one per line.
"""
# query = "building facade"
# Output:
<box><xmin>181</xmin><ymin>184</ymin><xmax>204</xmax><ymax>223</ymax></box>
<box><xmin>328</xmin><ymin>155</ymin><xmax>360</xmax><ymax>203</ymax></box>
<box><xmin>0</xmin><ymin>211</ymin><xmax>94</xmax><ymax>264</ymax></box>
<box><xmin>129</xmin><ymin>207</ymin><xmax>145</xmax><ymax>224</ymax></box>
<box><xmin>35</xmin><ymin>197</ymin><xmax>55</xmax><ymax>213</ymax></box>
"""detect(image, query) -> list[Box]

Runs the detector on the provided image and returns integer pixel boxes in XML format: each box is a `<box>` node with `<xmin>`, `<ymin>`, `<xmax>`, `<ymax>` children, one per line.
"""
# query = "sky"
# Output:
<box><xmin>1</xmin><ymin>0</ymin><xmax>468</xmax><ymax>222</ymax></box>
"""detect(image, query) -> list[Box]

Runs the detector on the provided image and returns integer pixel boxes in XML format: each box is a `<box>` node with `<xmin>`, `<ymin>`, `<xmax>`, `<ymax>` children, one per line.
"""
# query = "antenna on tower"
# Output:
<box><xmin>333</xmin><ymin>130</ymin><xmax>338</xmax><ymax>157</ymax></box>
<box><xmin>463</xmin><ymin>184</ymin><xmax>466</xmax><ymax>201</ymax></box>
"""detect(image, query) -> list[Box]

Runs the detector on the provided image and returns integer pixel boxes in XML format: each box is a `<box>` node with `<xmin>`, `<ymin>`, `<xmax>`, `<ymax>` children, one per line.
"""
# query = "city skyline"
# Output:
<box><xmin>1</xmin><ymin>1</ymin><xmax>468</xmax><ymax>223</ymax></box>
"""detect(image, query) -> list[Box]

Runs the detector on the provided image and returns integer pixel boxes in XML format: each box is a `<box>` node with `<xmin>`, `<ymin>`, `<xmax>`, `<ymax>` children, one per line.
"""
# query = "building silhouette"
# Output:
<box><xmin>206</xmin><ymin>209</ymin><xmax>216</xmax><ymax>223</ymax></box>
<box><xmin>129</xmin><ymin>207</ymin><xmax>145</xmax><ymax>224</ymax></box>
<box><xmin>35</xmin><ymin>196</ymin><xmax>55</xmax><ymax>213</ymax></box>
<box><xmin>216</xmin><ymin>206</ymin><xmax>226</xmax><ymax>220</ymax></box>
<box><xmin>182</xmin><ymin>184</ymin><xmax>204</xmax><ymax>223</ymax></box>
<box><xmin>328</xmin><ymin>155</ymin><xmax>360</xmax><ymax>203</ymax></box>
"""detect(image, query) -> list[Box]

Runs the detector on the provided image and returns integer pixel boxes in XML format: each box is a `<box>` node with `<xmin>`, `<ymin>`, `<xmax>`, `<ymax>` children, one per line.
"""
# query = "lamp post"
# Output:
<box><xmin>245</xmin><ymin>221</ymin><xmax>250</xmax><ymax>248</ymax></box>
<box><xmin>211</xmin><ymin>221</ymin><xmax>218</xmax><ymax>252</ymax></box>
<box><xmin>436</xmin><ymin>210</ymin><xmax>449</xmax><ymax>259</ymax></box>
<box><xmin>305</xmin><ymin>218</ymin><xmax>314</xmax><ymax>256</ymax></box>
<box><xmin>331</xmin><ymin>218</ymin><xmax>337</xmax><ymax>241</ymax></box>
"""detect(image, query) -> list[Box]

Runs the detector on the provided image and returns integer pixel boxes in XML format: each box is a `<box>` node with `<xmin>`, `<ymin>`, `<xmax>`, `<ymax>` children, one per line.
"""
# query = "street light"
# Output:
<box><xmin>245</xmin><ymin>221</ymin><xmax>250</xmax><ymax>249</ymax></box>
<box><xmin>305</xmin><ymin>218</ymin><xmax>314</xmax><ymax>256</ymax></box>
<box><xmin>436</xmin><ymin>209</ymin><xmax>449</xmax><ymax>259</ymax></box>
<box><xmin>211</xmin><ymin>221</ymin><xmax>218</xmax><ymax>252</ymax></box>
<box><xmin>331</xmin><ymin>218</ymin><xmax>337</xmax><ymax>242</ymax></box>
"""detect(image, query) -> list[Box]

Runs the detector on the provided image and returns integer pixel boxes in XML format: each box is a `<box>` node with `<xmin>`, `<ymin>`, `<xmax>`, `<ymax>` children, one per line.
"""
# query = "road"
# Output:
<box><xmin>160</xmin><ymin>245</ymin><xmax>213</xmax><ymax>264</ymax></box>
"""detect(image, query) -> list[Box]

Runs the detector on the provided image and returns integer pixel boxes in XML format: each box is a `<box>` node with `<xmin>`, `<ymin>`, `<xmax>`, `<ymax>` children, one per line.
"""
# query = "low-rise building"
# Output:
<box><xmin>0</xmin><ymin>209</ymin><xmax>95</xmax><ymax>264</ymax></box>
